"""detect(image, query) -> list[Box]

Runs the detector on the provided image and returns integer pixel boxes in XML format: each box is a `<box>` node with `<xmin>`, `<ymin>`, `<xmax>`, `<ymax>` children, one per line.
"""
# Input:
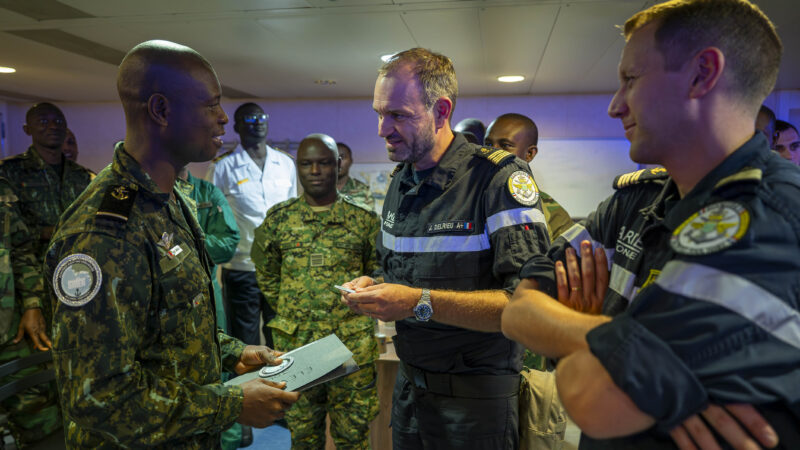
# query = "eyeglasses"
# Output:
<box><xmin>241</xmin><ymin>113</ymin><xmax>268</xmax><ymax>124</ymax></box>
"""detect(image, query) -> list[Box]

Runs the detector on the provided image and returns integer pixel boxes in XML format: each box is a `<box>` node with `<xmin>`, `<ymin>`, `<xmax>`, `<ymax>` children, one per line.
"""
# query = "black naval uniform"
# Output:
<box><xmin>522</xmin><ymin>133</ymin><xmax>800</xmax><ymax>448</ymax></box>
<box><xmin>378</xmin><ymin>133</ymin><xmax>553</xmax><ymax>449</ymax></box>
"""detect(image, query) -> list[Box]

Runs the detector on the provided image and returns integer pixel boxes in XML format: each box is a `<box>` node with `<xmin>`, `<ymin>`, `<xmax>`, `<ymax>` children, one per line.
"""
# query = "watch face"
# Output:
<box><xmin>414</xmin><ymin>303</ymin><xmax>433</xmax><ymax>322</ymax></box>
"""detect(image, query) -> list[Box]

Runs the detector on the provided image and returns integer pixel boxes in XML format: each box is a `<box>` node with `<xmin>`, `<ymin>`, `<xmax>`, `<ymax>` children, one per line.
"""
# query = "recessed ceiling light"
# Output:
<box><xmin>380</xmin><ymin>53</ymin><xmax>396</xmax><ymax>62</ymax></box>
<box><xmin>0</xmin><ymin>66</ymin><xmax>16</xmax><ymax>74</ymax></box>
<box><xmin>498</xmin><ymin>75</ymin><xmax>525</xmax><ymax>83</ymax></box>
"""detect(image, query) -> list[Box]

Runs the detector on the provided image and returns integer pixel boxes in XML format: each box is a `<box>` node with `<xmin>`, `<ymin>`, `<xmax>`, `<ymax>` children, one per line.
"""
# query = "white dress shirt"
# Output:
<box><xmin>211</xmin><ymin>144</ymin><xmax>297</xmax><ymax>271</ymax></box>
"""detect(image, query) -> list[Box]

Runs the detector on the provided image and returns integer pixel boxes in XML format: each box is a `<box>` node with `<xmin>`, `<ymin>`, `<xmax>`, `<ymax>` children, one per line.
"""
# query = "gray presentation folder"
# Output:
<box><xmin>225</xmin><ymin>334</ymin><xmax>359</xmax><ymax>392</ymax></box>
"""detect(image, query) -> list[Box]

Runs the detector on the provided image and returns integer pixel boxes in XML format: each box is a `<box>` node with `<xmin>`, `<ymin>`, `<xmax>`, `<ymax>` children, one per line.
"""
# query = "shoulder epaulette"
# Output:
<box><xmin>475</xmin><ymin>147</ymin><xmax>515</xmax><ymax>166</ymax></box>
<box><xmin>212</xmin><ymin>150</ymin><xmax>233</xmax><ymax>163</ymax></box>
<box><xmin>267</xmin><ymin>196</ymin><xmax>300</xmax><ymax>215</ymax></box>
<box><xmin>341</xmin><ymin>194</ymin><xmax>373</xmax><ymax>212</ymax></box>
<box><xmin>272</xmin><ymin>147</ymin><xmax>295</xmax><ymax>160</ymax></box>
<box><xmin>96</xmin><ymin>185</ymin><xmax>138</xmax><ymax>223</ymax></box>
<box><xmin>713</xmin><ymin>167</ymin><xmax>762</xmax><ymax>190</ymax></box>
<box><xmin>390</xmin><ymin>164</ymin><xmax>403</xmax><ymax>178</ymax></box>
<box><xmin>0</xmin><ymin>193</ymin><xmax>18</xmax><ymax>203</ymax></box>
<box><xmin>613</xmin><ymin>167</ymin><xmax>669</xmax><ymax>190</ymax></box>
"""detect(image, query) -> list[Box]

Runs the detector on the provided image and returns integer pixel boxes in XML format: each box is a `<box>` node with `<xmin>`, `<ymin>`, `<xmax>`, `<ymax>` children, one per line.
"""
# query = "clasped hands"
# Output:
<box><xmin>558</xmin><ymin>240</ymin><xmax>778</xmax><ymax>449</ymax></box>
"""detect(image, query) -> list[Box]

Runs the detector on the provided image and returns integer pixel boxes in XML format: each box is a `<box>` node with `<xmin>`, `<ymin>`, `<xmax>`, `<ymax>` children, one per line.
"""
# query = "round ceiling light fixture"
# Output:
<box><xmin>497</xmin><ymin>75</ymin><xmax>525</xmax><ymax>83</ymax></box>
<box><xmin>0</xmin><ymin>66</ymin><xmax>16</xmax><ymax>74</ymax></box>
<box><xmin>380</xmin><ymin>53</ymin><xmax>396</xmax><ymax>62</ymax></box>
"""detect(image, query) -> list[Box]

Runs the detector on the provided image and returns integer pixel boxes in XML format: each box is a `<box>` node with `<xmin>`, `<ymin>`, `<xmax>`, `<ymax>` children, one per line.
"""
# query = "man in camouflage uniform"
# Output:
<box><xmin>0</xmin><ymin>102</ymin><xmax>94</xmax><ymax>329</ymax></box>
<box><xmin>485</xmin><ymin>113</ymin><xmax>574</xmax><ymax>241</ymax></box>
<box><xmin>44</xmin><ymin>40</ymin><xmax>299</xmax><ymax>448</ymax></box>
<box><xmin>336</xmin><ymin>142</ymin><xmax>373</xmax><ymax>211</ymax></box>
<box><xmin>0</xmin><ymin>178</ymin><xmax>61</xmax><ymax>447</ymax></box>
<box><xmin>252</xmin><ymin>134</ymin><xmax>379</xmax><ymax>449</ymax></box>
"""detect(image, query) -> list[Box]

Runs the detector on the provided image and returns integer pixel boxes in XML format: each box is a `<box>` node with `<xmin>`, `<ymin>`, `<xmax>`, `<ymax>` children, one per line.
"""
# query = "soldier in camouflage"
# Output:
<box><xmin>252</xmin><ymin>134</ymin><xmax>379</xmax><ymax>449</ymax></box>
<box><xmin>336</xmin><ymin>142</ymin><xmax>374</xmax><ymax>211</ymax></box>
<box><xmin>485</xmin><ymin>113</ymin><xmax>574</xmax><ymax>241</ymax></box>
<box><xmin>0</xmin><ymin>178</ymin><xmax>61</xmax><ymax>447</ymax></box>
<box><xmin>44</xmin><ymin>40</ymin><xmax>299</xmax><ymax>449</ymax></box>
<box><xmin>0</xmin><ymin>102</ymin><xmax>94</xmax><ymax>333</ymax></box>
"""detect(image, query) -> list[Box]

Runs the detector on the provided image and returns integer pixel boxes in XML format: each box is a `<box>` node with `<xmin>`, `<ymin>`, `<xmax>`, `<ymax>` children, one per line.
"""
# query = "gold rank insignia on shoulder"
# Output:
<box><xmin>476</xmin><ymin>147</ymin><xmax>514</xmax><ymax>165</ymax></box>
<box><xmin>212</xmin><ymin>149</ymin><xmax>233</xmax><ymax>163</ymax></box>
<box><xmin>713</xmin><ymin>167</ymin><xmax>762</xmax><ymax>190</ymax></box>
<box><xmin>508</xmin><ymin>170</ymin><xmax>539</xmax><ymax>206</ymax></box>
<box><xmin>97</xmin><ymin>184</ymin><xmax>138</xmax><ymax>222</ymax></box>
<box><xmin>390</xmin><ymin>164</ymin><xmax>403</xmax><ymax>178</ymax></box>
<box><xmin>613</xmin><ymin>167</ymin><xmax>669</xmax><ymax>189</ymax></box>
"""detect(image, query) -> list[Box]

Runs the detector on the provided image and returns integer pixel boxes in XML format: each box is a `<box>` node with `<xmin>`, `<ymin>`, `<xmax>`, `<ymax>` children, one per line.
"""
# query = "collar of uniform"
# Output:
<box><xmin>111</xmin><ymin>142</ymin><xmax>170</xmax><ymax>203</ymax></box>
<box><xmin>638</xmin><ymin>177</ymin><xmax>679</xmax><ymax>223</ymax></box>
<box><xmin>175</xmin><ymin>176</ymin><xmax>195</xmax><ymax>198</ymax></box>
<box><xmin>296</xmin><ymin>194</ymin><xmax>346</xmax><ymax>223</ymax></box>
<box><xmin>662</xmin><ymin>132</ymin><xmax>767</xmax><ymax>230</ymax></box>
<box><xmin>22</xmin><ymin>146</ymin><xmax>63</xmax><ymax>170</ymax></box>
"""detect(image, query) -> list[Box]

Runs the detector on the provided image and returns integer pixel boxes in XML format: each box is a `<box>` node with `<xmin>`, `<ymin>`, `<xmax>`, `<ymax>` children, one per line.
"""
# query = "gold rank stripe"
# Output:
<box><xmin>487</xmin><ymin>150</ymin><xmax>511</xmax><ymax>164</ymax></box>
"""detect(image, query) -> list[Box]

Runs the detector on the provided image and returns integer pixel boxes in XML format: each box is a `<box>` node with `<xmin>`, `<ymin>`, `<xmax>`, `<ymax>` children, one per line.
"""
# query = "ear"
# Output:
<box><xmin>433</xmin><ymin>97</ymin><xmax>453</xmax><ymax>131</ymax></box>
<box><xmin>688</xmin><ymin>47</ymin><xmax>725</xmax><ymax>99</ymax></box>
<box><xmin>526</xmin><ymin>145</ymin><xmax>538</xmax><ymax>163</ymax></box>
<box><xmin>147</xmin><ymin>93</ymin><xmax>170</xmax><ymax>127</ymax></box>
<box><xmin>23</xmin><ymin>124</ymin><xmax>31</xmax><ymax>136</ymax></box>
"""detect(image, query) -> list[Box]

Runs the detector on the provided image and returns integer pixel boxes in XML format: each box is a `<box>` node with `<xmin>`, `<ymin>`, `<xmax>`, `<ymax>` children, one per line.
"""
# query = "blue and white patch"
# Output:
<box><xmin>53</xmin><ymin>253</ymin><xmax>102</xmax><ymax>307</ymax></box>
<box><xmin>507</xmin><ymin>170</ymin><xmax>539</xmax><ymax>206</ymax></box>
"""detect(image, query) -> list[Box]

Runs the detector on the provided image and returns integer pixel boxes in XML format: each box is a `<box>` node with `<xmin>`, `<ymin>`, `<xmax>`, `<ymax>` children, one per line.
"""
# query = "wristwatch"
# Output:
<box><xmin>413</xmin><ymin>288</ymin><xmax>433</xmax><ymax>322</ymax></box>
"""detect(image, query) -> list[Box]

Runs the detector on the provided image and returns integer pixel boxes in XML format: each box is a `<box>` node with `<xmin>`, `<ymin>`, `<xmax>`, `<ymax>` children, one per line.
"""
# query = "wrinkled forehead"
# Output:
<box><xmin>373</xmin><ymin>71</ymin><xmax>424</xmax><ymax>109</ymax></box>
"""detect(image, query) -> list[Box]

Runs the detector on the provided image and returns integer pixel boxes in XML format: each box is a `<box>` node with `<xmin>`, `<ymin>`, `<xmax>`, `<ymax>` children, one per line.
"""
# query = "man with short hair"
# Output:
<box><xmin>336</xmin><ymin>141</ymin><xmax>373</xmax><ymax>210</ymax></box>
<box><xmin>756</xmin><ymin>105</ymin><xmax>777</xmax><ymax>148</ymax></box>
<box><xmin>252</xmin><ymin>133</ymin><xmax>379</xmax><ymax>449</ymax></box>
<box><xmin>342</xmin><ymin>47</ymin><xmax>552</xmax><ymax>449</ymax></box>
<box><xmin>485</xmin><ymin>113</ymin><xmax>574</xmax><ymax>240</ymax></box>
<box><xmin>45</xmin><ymin>40</ymin><xmax>299</xmax><ymax>448</ymax></box>
<box><xmin>211</xmin><ymin>103</ymin><xmax>297</xmax><ymax>349</ymax></box>
<box><xmin>504</xmin><ymin>0</ymin><xmax>799</xmax><ymax>448</ymax></box>
<box><xmin>453</xmin><ymin>118</ymin><xmax>486</xmax><ymax>145</ymax></box>
<box><xmin>775</xmin><ymin>119</ymin><xmax>800</xmax><ymax>164</ymax></box>
<box><xmin>61</xmin><ymin>129</ymin><xmax>79</xmax><ymax>162</ymax></box>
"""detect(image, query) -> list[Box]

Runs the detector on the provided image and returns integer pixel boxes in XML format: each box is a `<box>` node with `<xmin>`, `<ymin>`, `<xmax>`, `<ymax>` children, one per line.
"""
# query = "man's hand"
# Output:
<box><xmin>14</xmin><ymin>308</ymin><xmax>51</xmax><ymax>351</ymax></box>
<box><xmin>238</xmin><ymin>379</ymin><xmax>300</xmax><ymax>428</ymax></box>
<box><xmin>341</xmin><ymin>280</ymin><xmax>418</xmax><ymax>322</ymax></box>
<box><xmin>555</xmin><ymin>241</ymin><xmax>608</xmax><ymax>314</ymax></box>
<box><xmin>234</xmin><ymin>345</ymin><xmax>285</xmax><ymax>375</ymax></box>
<box><xmin>670</xmin><ymin>404</ymin><xmax>778</xmax><ymax>450</ymax></box>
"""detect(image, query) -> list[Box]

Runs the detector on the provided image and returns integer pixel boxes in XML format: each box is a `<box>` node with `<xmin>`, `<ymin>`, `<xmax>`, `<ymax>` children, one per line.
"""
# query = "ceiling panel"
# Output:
<box><xmin>478</xmin><ymin>3</ymin><xmax>561</xmax><ymax>95</ymax></box>
<box><xmin>0</xmin><ymin>31</ymin><xmax>117</xmax><ymax>101</ymax></box>
<box><xmin>531</xmin><ymin>1</ymin><xmax>646</xmax><ymax>94</ymax></box>
<box><xmin>60</xmin><ymin>0</ymin><xmax>310</xmax><ymax>16</ymax></box>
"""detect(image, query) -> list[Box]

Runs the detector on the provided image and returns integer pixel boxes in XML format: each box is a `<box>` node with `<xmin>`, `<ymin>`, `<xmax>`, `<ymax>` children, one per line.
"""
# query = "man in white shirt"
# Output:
<box><xmin>211</xmin><ymin>102</ymin><xmax>297</xmax><ymax>348</ymax></box>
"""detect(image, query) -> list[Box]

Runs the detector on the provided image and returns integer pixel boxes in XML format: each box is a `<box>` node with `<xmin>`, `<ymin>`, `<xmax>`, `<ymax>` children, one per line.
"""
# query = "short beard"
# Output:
<box><xmin>405</xmin><ymin>122</ymin><xmax>435</xmax><ymax>164</ymax></box>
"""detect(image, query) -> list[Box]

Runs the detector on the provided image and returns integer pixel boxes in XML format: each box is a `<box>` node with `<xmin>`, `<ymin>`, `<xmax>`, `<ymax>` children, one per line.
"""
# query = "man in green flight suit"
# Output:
<box><xmin>336</xmin><ymin>142</ymin><xmax>373</xmax><ymax>211</ymax></box>
<box><xmin>252</xmin><ymin>133</ymin><xmax>380</xmax><ymax>449</ymax></box>
<box><xmin>0</xmin><ymin>178</ymin><xmax>61</xmax><ymax>447</ymax></box>
<box><xmin>44</xmin><ymin>40</ymin><xmax>299</xmax><ymax>448</ymax></box>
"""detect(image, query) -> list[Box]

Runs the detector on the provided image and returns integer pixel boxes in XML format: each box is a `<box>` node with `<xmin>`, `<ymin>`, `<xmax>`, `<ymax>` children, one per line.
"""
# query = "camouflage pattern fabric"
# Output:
<box><xmin>251</xmin><ymin>195</ymin><xmax>380</xmax><ymax>449</ymax></box>
<box><xmin>0</xmin><ymin>147</ymin><xmax>93</xmax><ymax>320</ymax></box>
<box><xmin>0</xmin><ymin>178</ymin><xmax>61</xmax><ymax>447</ymax></box>
<box><xmin>339</xmin><ymin>176</ymin><xmax>373</xmax><ymax>211</ymax></box>
<box><xmin>540</xmin><ymin>191</ymin><xmax>574</xmax><ymax>240</ymax></box>
<box><xmin>45</xmin><ymin>143</ymin><xmax>247</xmax><ymax>449</ymax></box>
<box><xmin>175</xmin><ymin>173</ymin><xmax>241</xmax><ymax>332</ymax></box>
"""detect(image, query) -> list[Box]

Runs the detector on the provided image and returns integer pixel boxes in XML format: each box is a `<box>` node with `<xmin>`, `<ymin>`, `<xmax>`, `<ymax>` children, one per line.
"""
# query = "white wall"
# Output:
<box><xmin>6</xmin><ymin>90</ymin><xmax>799</xmax><ymax>216</ymax></box>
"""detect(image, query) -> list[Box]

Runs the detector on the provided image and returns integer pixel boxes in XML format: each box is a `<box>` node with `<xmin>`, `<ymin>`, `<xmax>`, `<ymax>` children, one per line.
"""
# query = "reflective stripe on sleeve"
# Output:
<box><xmin>559</xmin><ymin>223</ymin><xmax>614</xmax><ymax>269</ymax></box>
<box><xmin>381</xmin><ymin>229</ymin><xmax>490</xmax><ymax>253</ymax></box>
<box><xmin>608</xmin><ymin>263</ymin><xmax>639</xmax><ymax>304</ymax></box>
<box><xmin>485</xmin><ymin>207</ymin><xmax>546</xmax><ymax>235</ymax></box>
<box><xmin>655</xmin><ymin>260</ymin><xmax>800</xmax><ymax>350</ymax></box>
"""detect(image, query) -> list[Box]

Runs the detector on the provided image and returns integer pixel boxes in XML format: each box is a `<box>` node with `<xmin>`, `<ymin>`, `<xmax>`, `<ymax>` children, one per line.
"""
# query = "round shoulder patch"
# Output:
<box><xmin>670</xmin><ymin>201</ymin><xmax>750</xmax><ymax>255</ymax></box>
<box><xmin>507</xmin><ymin>170</ymin><xmax>539</xmax><ymax>206</ymax></box>
<box><xmin>53</xmin><ymin>253</ymin><xmax>102</xmax><ymax>307</ymax></box>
